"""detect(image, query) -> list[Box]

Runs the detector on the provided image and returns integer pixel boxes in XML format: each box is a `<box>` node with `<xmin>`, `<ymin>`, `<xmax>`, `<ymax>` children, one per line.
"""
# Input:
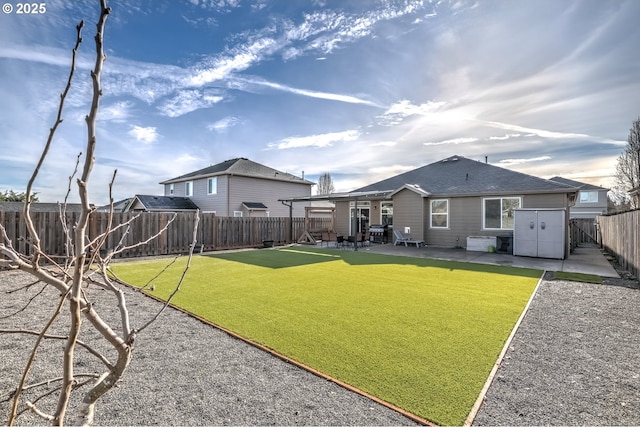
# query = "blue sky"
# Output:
<box><xmin>1</xmin><ymin>0</ymin><xmax>638</xmax><ymax>204</ymax></box>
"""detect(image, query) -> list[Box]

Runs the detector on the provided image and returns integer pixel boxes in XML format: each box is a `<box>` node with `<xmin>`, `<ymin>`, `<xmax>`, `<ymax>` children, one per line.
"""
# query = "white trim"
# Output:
<box><xmin>482</xmin><ymin>196</ymin><xmax>522</xmax><ymax>230</ymax></box>
<box><xmin>207</xmin><ymin>177</ymin><xmax>218</xmax><ymax>195</ymax></box>
<box><xmin>430</xmin><ymin>198</ymin><xmax>449</xmax><ymax>229</ymax></box>
<box><xmin>185</xmin><ymin>181</ymin><xmax>193</xmax><ymax>197</ymax></box>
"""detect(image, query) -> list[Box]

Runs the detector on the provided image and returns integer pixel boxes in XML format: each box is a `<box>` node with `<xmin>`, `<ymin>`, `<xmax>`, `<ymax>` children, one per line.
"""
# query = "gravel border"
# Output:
<box><xmin>0</xmin><ymin>269</ymin><xmax>417</xmax><ymax>426</ymax></box>
<box><xmin>473</xmin><ymin>268</ymin><xmax>640</xmax><ymax>425</ymax></box>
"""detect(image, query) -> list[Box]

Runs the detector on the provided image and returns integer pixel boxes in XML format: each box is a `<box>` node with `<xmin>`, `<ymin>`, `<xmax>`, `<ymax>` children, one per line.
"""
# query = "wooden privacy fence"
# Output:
<box><xmin>0</xmin><ymin>211</ymin><xmax>334</xmax><ymax>259</ymax></box>
<box><xmin>569</xmin><ymin>218</ymin><xmax>597</xmax><ymax>251</ymax></box>
<box><xmin>596</xmin><ymin>210</ymin><xmax>640</xmax><ymax>279</ymax></box>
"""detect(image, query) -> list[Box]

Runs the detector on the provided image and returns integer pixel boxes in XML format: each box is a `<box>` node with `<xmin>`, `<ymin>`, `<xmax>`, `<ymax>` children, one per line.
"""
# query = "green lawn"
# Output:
<box><xmin>112</xmin><ymin>247</ymin><xmax>541</xmax><ymax>426</ymax></box>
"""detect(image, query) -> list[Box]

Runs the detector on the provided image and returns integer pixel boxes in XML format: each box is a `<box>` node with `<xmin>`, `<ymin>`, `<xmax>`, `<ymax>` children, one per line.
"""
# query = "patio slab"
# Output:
<box><xmin>361</xmin><ymin>243</ymin><xmax>619</xmax><ymax>278</ymax></box>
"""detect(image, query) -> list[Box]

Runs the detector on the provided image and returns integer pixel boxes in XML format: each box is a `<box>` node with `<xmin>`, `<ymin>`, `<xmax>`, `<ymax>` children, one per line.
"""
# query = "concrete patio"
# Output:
<box><xmin>360</xmin><ymin>242</ymin><xmax>619</xmax><ymax>278</ymax></box>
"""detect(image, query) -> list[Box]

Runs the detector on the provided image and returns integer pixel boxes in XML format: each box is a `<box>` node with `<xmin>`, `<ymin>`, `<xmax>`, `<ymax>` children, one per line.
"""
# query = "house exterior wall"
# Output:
<box><xmin>423</xmin><ymin>192</ymin><xmax>569</xmax><ymax>248</ymax></box>
<box><xmin>391</xmin><ymin>189</ymin><xmax>424</xmax><ymax>242</ymax></box>
<box><xmin>164</xmin><ymin>175</ymin><xmax>310</xmax><ymax>217</ymax></box>
<box><xmin>334</xmin><ymin>201</ymin><xmax>350</xmax><ymax>235</ymax></box>
<box><xmin>522</xmin><ymin>192</ymin><xmax>567</xmax><ymax>209</ymax></box>
<box><xmin>227</xmin><ymin>175</ymin><xmax>310</xmax><ymax>217</ymax></box>
<box><xmin>164</xmin><ymin>175</ymin><xmax>230</xmax><ymax>214</ymax></box>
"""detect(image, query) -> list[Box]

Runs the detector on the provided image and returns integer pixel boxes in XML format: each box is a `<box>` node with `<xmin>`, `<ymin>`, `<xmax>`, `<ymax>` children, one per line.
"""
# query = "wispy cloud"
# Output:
<box><xmin>377</xmin><ymin>99</ymin><xmax>447</xmax><ymax>126</ymax></box>
<box><xmin>99</xmin><ymin>101</ymin><xmax>133</xmax><ymax>122</ymax></box>
<box><xmin>236</xmin><ymin>77</ymin><xmax>380</xmax><ymax>106</ymax></box>
<box><xmin>128</xmin><ymin>126</ymin><xmax>159</xmax><ymax>144</ymax></box>
<box><xmin>481</xmin><ymin>120</ymin><xmax>626</xmax><ymax>145</ymax></box>
<box><xmin>208</xmin><ymin>116</ymin><xmax>240</xmax><ymax>132</ymax></box>
<box><xmin>424</xmin><ymin>137</ymin><xmax>478</xmax><ymax>146</ymax></box>
<box><xmin>188</xmin><ymin>37</ymin><xmax>279</xmax><ymax>87</ymax></box>
<box><xmin>496</xmin><ymin>156</ymin><xmax>552</xmax><ymax>166</ymax></box>
<box><xmin>158</xmin><ymin>90</ymin><xmax>224</xmax><ymax>117</ymax></box>
<box><xmin>269</xmin><ymin>130</ymin><xmax>360</xmax><ymax>149</ymax></box>
<box><xmin>489</xmin><ymin>133</ymin><xmax>521</xmax><ymax>140</ymax></box>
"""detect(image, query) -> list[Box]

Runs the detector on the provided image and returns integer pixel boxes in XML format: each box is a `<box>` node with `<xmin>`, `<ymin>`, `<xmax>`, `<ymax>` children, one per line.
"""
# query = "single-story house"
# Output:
<box><xmin>327</xmin><ymin>155</ymin><xmax>578</xmax><ymax>257</ymax></box>
<box><xmin>160</xmin><ymin>158</ymin><xmax>314</xmax><ymax>217</ymax></box>
<box><xmin>548</xmin><ymin>176</ymin><xmax>609</xmax><ymax>218</ymax></box>
<box><xmin>122</xmin><ymin>195</ymin><xmax>199</xmax><ymax>213</ymax></box>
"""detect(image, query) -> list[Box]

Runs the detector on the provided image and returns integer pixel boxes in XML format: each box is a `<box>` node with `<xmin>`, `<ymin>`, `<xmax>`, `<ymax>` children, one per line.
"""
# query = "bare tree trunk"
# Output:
<box><xmin>1</xmin><ymin>1</ymin><xmax>200</xmax><ymax>425</ymax></box>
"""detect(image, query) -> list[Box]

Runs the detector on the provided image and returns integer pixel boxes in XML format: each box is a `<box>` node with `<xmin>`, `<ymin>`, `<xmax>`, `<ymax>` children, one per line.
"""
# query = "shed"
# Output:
<box><xmin>513</xmin><ymin>208</ymin><xmax>566</xmax><ymax>259</ymax></box>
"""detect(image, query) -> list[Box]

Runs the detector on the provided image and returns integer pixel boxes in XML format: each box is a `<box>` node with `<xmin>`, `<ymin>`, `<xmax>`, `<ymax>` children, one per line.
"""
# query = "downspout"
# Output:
<box><xmin>281</xmin><ymin>200</ymin><xmax>293</xmax><ymax>243</ymax></box>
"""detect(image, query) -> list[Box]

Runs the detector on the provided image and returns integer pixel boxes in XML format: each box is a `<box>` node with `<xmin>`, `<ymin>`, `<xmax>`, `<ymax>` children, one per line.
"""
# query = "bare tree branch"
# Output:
<box><xmin>136</xmin><ymin>210</ymin><xmax>200</xmax><ymax>335</ymax></box>
<box><xmin>8</xmin><ymin>291</ymin><xmax>67</xmax><ymax>426</ymax></box>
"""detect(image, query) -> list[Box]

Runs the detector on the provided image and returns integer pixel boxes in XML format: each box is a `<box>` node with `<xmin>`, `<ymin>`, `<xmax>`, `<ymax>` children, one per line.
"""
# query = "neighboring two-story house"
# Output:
<box><xmin>549</xmin><ymin>176</ymin><xmax>609</xmax><ymax>218</ymax></box>
<box><xmin>159</xmin><ymin>158</ymin><xmax>314</xmax><ymax>217</ymax></box>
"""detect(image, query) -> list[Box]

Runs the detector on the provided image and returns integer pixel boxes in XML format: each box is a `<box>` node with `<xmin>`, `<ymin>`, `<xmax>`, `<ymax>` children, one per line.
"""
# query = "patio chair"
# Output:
<box><xmin>393</xmin><ymin>230</ymin><xmax>424</xmax><ymax>247</ymax></box>
<box><xmin>327</xmin><ymin>232</ymin><xmax>338</xmax><ymax>248</ymax></box>
<box><xmin>321</xmin><ymin>231</ymin><xmax>330</xmax><ymax>247</ymax></box>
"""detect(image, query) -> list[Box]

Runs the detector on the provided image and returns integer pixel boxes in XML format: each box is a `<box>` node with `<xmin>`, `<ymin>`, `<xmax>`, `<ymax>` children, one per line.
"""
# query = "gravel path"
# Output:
<box><xmin>2</xmin><ymin>264</ymin><xmax>639</xmax><ymax>426</ymax></box>
<box><xmin>474</xmin><ymin>272</ymin><xmax>640</xmax><ymax>425</ymax></box>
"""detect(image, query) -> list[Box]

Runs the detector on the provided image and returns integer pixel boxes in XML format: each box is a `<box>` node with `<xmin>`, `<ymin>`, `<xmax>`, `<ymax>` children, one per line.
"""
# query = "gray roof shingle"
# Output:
<box><xmin>355</xmin><ymin>155</ymin><xmax>577</xmax><ymax>196</ymax></box>
<box><xmin>133</xmin><ymin>195</ymin><xmax>199</xmax><ymax>211</ymax></box>
<box><xmin>160</xmin><ymin>158</ymin><xmax>313</xmax><ymax>185</ymax></box>
<box><xmin>548</xmin><ymin>176</ymin><xmax>609</xmax><ymax>191</ymax></box>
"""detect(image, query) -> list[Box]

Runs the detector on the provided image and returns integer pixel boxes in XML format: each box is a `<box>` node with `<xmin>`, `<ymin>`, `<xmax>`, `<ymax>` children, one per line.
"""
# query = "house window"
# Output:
<box><xmin>483</xmin><ymin>197</ymin><xmax>521</xmax><ymax>230</ymax></box>
<box><xmin>185</xmin><ymin>181</ymin><xmax>193</xmax><ymax>197</ymax></box>
<box><xmin>381</xmin><ymin>202</ymin><xmax>393</xmax><ymax>226</ymax></box>
<box><xmin>169</xmin><ymin>183</ymin><xmax>174</xmax><ymax>195</ymax></box>
<box><xmin>430</xmin><ymin>199</ymin><xmax>448</xmax><ymax>228</ymax></box>
<box><xmin>208</xmin><ymin>177</ymin><xmax>217</xmax><ymax>195</ymax></box>
<box><xmin>579</xmin><ymin>191</ymin><xmax>598</xmax><ymax>203</ymax></box>
<box><xmin>233</xmin><ymin>211</ymin><xmax>243</xmax><ymax>217</ymax></box>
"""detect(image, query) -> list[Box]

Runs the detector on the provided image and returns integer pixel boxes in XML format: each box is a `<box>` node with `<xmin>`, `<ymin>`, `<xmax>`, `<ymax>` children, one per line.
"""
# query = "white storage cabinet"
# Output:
<box><xmin>513</xmin><ymin>209</ymin><xmax>566</xmax><ymax>260</ymax></box>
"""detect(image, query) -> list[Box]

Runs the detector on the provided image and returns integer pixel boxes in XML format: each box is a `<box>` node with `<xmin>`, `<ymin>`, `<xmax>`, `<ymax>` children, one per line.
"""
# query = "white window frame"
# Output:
<box><xmin>430</xmin><ymin>199</ymin><xmax>449</xmax><ymax>229</ymax></box>
<box><xmin>185</xmin><ymin>181</ymin><xmax>193</xmax><ymax>197</ymax></box>
<box><xmin>381</xmin><ymin>202</ymin><xmax>393</xmax><ymax>226</ymax></box>
<box><xmin>233</xmin><ymin>211</ymin><xmax>243</xmax><ymax>217</ymax></box>
<box><xmin>207</xmin><ymin>177</ymin><xmax>217</xmax><ymax>195</ymax></box>
<box><xmin>579</xmin><ymin>191</ymin><xmax>598</xmax><ymax>203</ymax></box>
<box><xmin>483</xmin><ymin>196</ymin><xmax>521</xmax><ymax>230</ymax></box>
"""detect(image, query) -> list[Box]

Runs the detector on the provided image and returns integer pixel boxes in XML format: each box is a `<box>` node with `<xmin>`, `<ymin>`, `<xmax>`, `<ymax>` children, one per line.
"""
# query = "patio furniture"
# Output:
<box><xmin>345</xmin><ymin>235</ymin><xmax>357</xmax><ymax>249</ymax></box>
<box><xmin>326</xmin><ymin>232</ymin><xmax>339</xmax><ymax>248</ymax></box>
<box><xmin>393</xmin><ymin>230</ymin><xmax>424</xmax><ymax>247</ymax></box>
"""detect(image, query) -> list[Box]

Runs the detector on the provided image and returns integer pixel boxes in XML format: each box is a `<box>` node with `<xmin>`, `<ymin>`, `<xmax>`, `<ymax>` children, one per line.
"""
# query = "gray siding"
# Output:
<box><xmin>522</xmin><ymin>193</ymin><xmax>566</xmax><ymax>209</ymax></box>
<box><xmin>334</xmin><ymin>201</ymin><xmax>350</xmax><ymax>236</ymax></box>
<box><xmin>425</xmin><ymin>193</ymin><xmax>569</xmax><ymax>248</ymax></box>
<box><xmin>191</xmin><ymin>175</ymin><xmax>230</xmax><ymax>215</ymax></box>
<box><xmin>165</xmin><ymin>175</ymin><xmax>311</xmax><ymax>217</ymax></box>
<box><xmin>570</xmin><ymin>189</ymin><xmax>608</xmax><ymax>218</ymax></box>
<box><xmin>227</xmin><ymin>175</ymin><xmax>310</xmax><ymax>217</ymax></box>
<box><xmin>391</xmin><ymin>189</ymin><xmax>424</xmax><ymax>242</ymax></box>
<box><xmin>426</xmin><ymin>197</ymin><xmax>482</xmax><ymax>247</ymax></box>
